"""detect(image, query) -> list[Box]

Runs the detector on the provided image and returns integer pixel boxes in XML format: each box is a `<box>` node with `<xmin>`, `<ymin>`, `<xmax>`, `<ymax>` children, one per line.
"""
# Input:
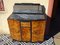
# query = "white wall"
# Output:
<box><xmin>0</xmin><ymin>0</ymin><xmax>49</xmax><ymax>34</ymax></box>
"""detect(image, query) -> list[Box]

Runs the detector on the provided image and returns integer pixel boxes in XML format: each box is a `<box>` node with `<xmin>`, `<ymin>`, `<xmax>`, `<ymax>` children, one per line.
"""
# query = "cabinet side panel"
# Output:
<box><xmin>8</xmin><ymin>19</ymin><xmax>21</xmax><ymax>41</ymax></box>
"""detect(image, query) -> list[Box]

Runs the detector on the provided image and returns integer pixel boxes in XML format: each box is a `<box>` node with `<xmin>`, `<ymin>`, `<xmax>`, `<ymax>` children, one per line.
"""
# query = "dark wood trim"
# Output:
<box><xmin>15</xmin><ymin>3</ymin><xmax>40</xmax><ymax>5</ymax></box>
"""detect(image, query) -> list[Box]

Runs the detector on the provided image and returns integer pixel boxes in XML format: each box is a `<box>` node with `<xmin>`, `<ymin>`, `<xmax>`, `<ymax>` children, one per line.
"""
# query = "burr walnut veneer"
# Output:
<box><xmin>7</xmin><ymin>3</ymin><xmax>46</xmax><ymax>42</ymax></box>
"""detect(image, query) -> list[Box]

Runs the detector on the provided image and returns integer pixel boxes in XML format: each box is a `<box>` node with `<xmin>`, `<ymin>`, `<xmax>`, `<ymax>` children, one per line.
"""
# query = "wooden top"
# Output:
<box><xmin>15</xmin><ymin>3</ymin><xmax>40</xmax><ymax>5</ymax></box>
<box><xmin>8</xmin><ymin>3</ymin><xmax>46</xmax><ymax>21</ymax></box>
<box><xmin>8</xmin><ymin>13</ymin><xmax>46</xmax><ymax>21</ymax></box>
<box><xmin>13</xmin><ymin>3</ymin><xmax>45</xmax><ymax>14</ymax></box>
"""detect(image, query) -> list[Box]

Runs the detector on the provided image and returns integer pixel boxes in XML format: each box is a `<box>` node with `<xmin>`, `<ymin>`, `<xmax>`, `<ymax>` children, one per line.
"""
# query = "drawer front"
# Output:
<box><xmin>21</xmin><ymin>22</ymin><xmax>30</xmax><ymax>27</ymax></box>
<box><xmin>32</xmin><ymin>21</ymin><xmax>46</xmax><ymax>42</ymax></box>
<box><xmin>8</xmin><ymin>19</ymin><xmax>21</xmax><ymax>41</ymax></box>
<box><xmin>21</xmin><ymin>28</ymin><xmax>31</xmax><ymax>41</ymax></box>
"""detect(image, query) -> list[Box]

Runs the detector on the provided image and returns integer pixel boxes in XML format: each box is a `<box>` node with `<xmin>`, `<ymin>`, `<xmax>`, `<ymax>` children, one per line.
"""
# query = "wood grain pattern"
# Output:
<box><xmin>32</xmin><ymin>21</ymin><xmax>46</xmax><ymax>42</ymax></box>
<box><xmin>21</xmin><ymin>28</ymin><xmax>31</xmax><ymax>41</ymax></box>
<box><xmin>8</xmin><ymin>19</ymin><xmax>21</xmax><ymax>41</ymax></box>
<box><xmin>21</xmin><ymin>22</ymin><xmax>30</xmax><ymax>27</ymax></box>
<box><xmin>8</xmin><ymin>19</ymin><xmax>46</xmax><ymax>42</ymax></box>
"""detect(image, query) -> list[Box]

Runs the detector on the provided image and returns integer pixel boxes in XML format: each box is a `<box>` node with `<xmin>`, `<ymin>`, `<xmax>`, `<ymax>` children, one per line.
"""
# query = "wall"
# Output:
<box><xmin>48</xmin><ymin>0</ymin><xmax>54</xmax><ymax>17</ymax></box>
<box><xmin>0</xmin><ymin>0</ymin><xmax>49</xmax><ymax>34</ymax></box>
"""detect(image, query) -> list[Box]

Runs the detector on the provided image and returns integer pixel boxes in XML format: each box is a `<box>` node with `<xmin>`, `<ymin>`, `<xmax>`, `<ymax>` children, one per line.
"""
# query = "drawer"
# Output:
<box><xmin>21</xmin><ymin>28</ymin><xmax>31</xmax><ymax>41</ymax></box>
<box><xmin>21</xmin><ymin>22</ymin><xmax>30</xmax><ymax>27</ymax></box>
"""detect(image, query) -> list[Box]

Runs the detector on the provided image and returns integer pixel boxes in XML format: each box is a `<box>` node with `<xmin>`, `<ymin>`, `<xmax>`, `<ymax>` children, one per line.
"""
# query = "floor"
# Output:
<box><xmin>0</xmin><ymin>34</ymin><xmax>55</xmax><ymax>45</ymax></box>
<box><xmin>54</xmin><ymin>32</ymin><xmax>60</xmax><ymax>45</ymax></box>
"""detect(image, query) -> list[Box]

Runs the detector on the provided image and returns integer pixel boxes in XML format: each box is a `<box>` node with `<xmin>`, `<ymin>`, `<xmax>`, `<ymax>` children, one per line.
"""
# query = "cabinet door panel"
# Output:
<box><xmin>21</xmin><ymin>28</ymin><xmax>31</xmax><ymax>41</ymax></box>
<box><xmin>32</xmin><ymin>21</ymin><xmax>46</xmax><ymax>42</ymax></box>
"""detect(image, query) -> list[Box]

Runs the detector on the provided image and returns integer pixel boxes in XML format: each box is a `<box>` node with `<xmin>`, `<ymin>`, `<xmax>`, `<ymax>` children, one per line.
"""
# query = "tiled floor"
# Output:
<box><xmin>0</xmin><ymin>34</ymin><xmax>55</xmax><ymax>45</ymax></box>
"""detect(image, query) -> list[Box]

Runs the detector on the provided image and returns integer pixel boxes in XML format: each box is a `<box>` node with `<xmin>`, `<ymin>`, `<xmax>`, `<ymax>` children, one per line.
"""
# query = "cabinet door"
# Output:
<box><xmin>21</xmin><ymin>27</ymin><xmax>31</xmax><ymax>42</ymax></box>
<box><xmin>8</xmin><ymin>19</ymin><xmax>21</xmax><ymax>41</ymax></box>
<box><xmin>21</xmin><ymin>22</ymin><xmax>31</xmax><ymax>42</ymax></box>
<box><xmin>32</xmin><ymin>21</ymin><xmax>46</xmax><ymax>42</ymax></box>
